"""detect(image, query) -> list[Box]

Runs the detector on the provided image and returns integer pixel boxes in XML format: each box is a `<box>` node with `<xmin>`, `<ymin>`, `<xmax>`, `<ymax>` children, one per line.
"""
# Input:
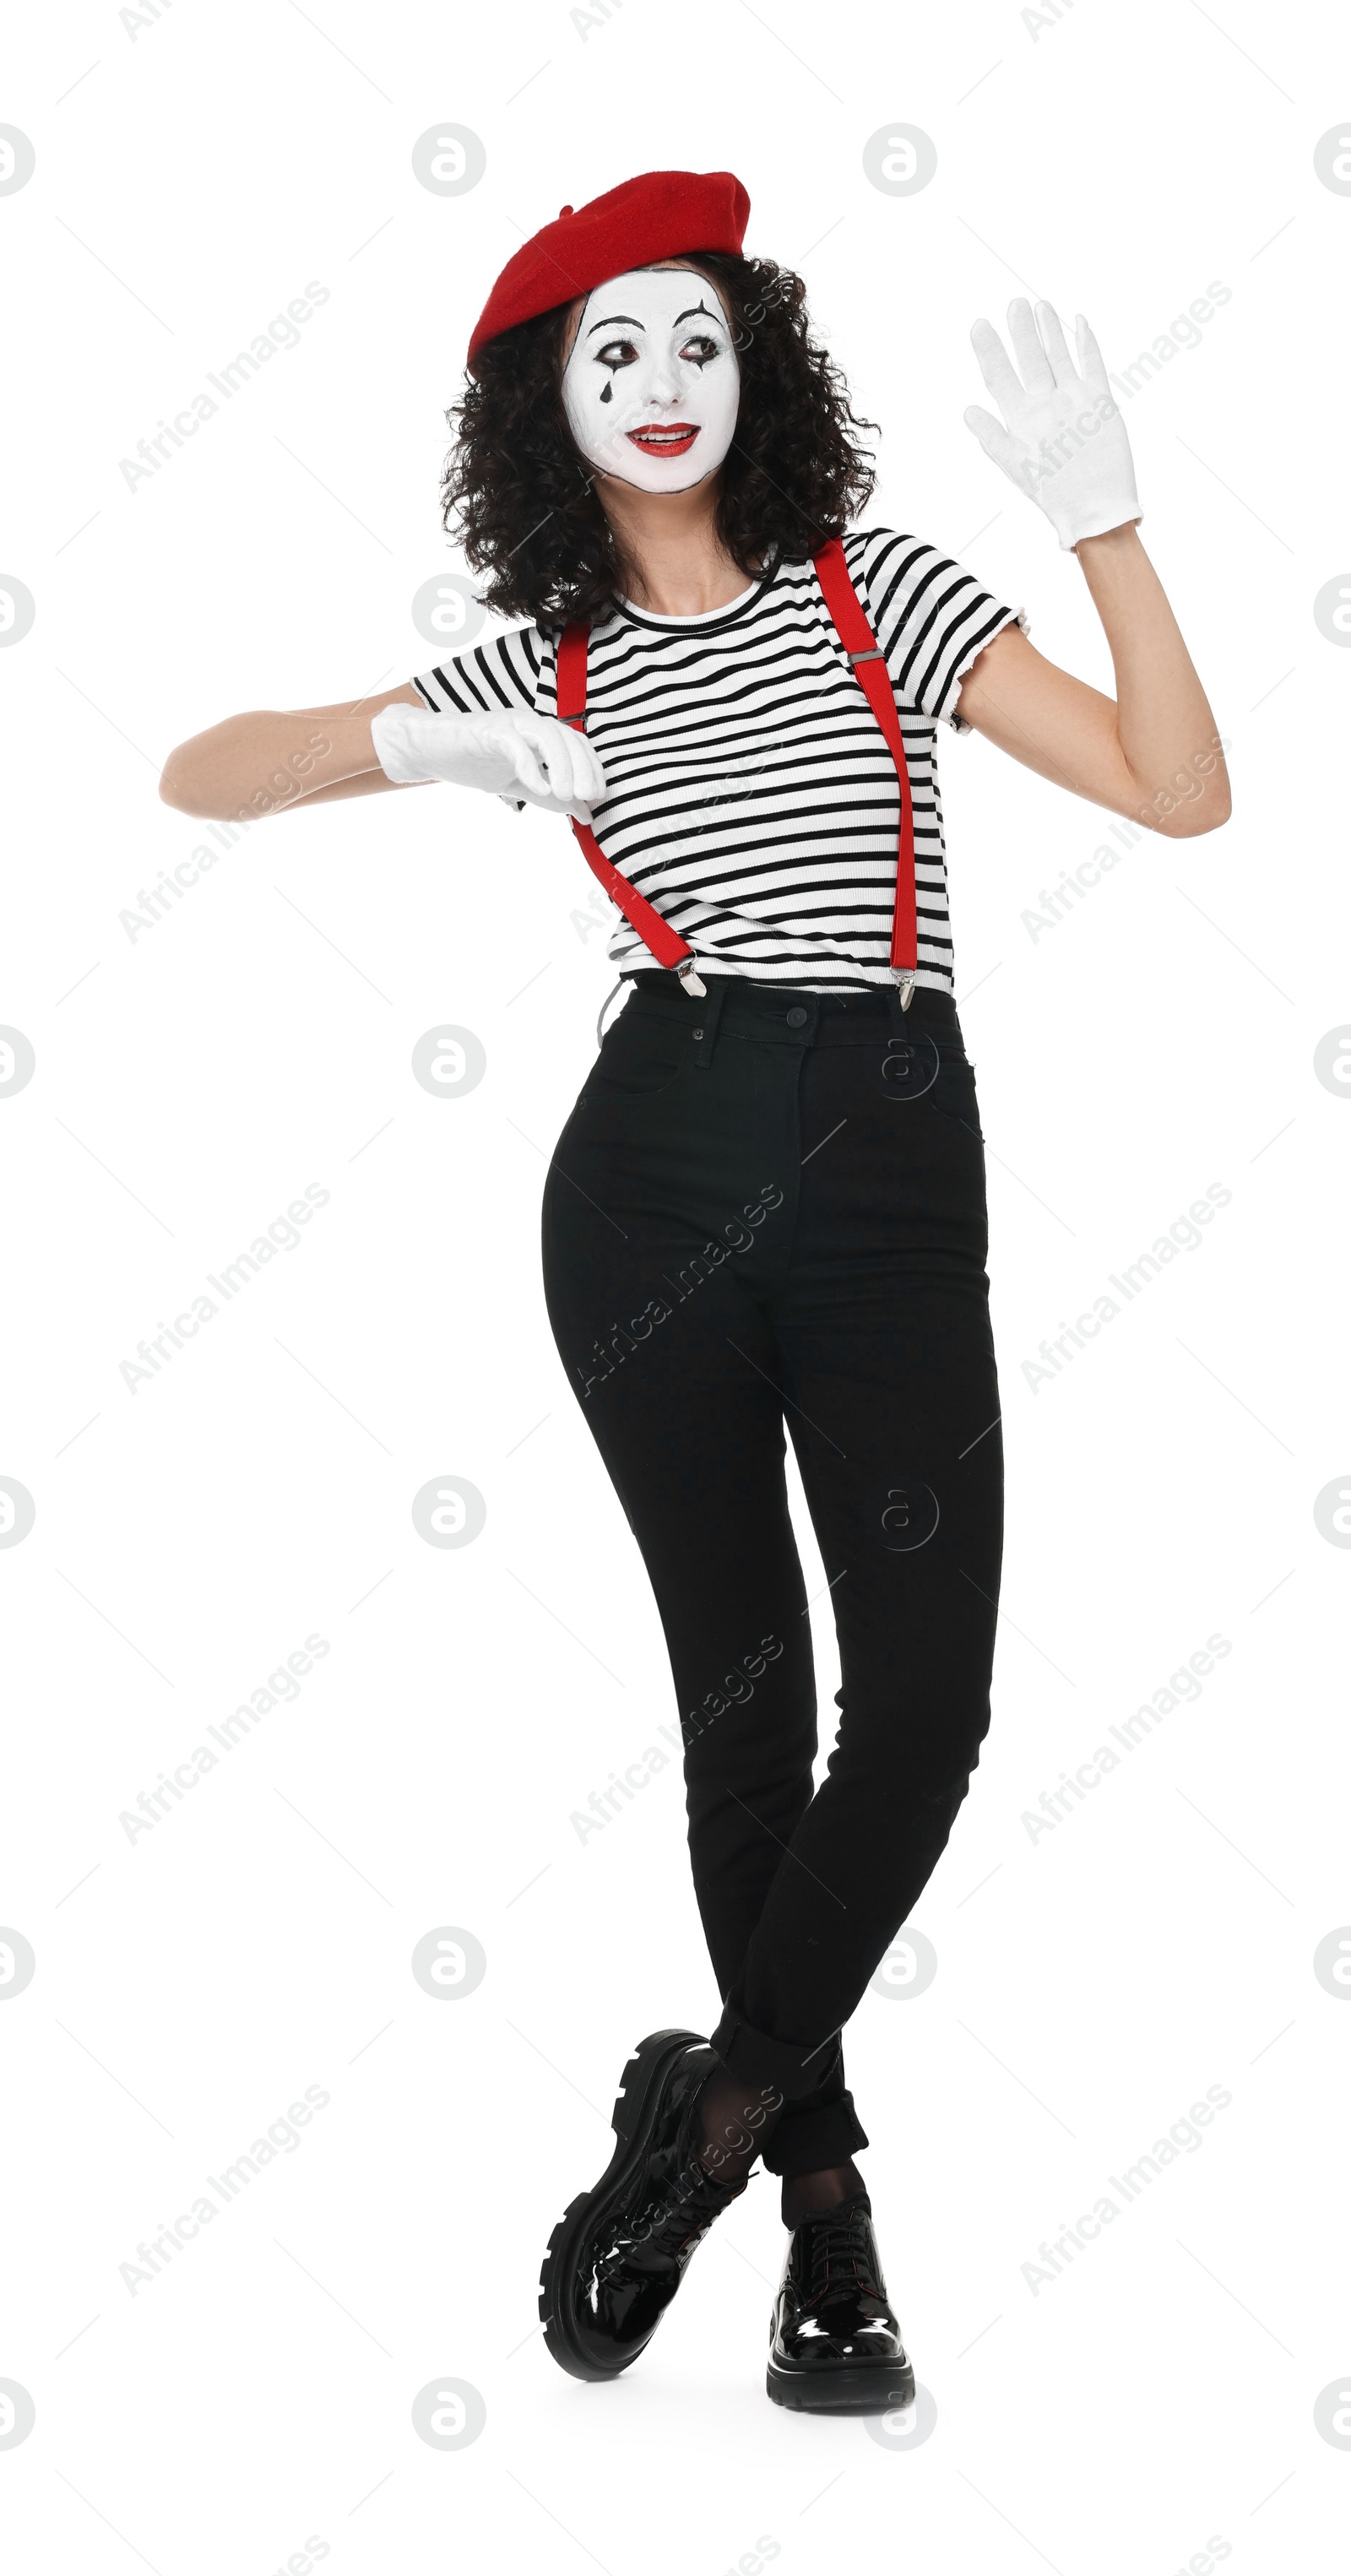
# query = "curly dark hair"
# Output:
<box><xmin>441</xmin><ymin>252</ymin><xmax>878</xmax><ymax>627</ymax></box>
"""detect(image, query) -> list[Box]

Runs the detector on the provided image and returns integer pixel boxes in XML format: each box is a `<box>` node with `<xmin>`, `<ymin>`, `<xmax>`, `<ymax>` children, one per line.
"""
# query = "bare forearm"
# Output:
<box><xmin>159</xmin><ymin>689</ymin><xmax>421</xmax><ymax>821</ymax></box>
<box><xmin>1075</xmin><ymin>525</ymin><xmax>1230</xmax><ymax>827</ymax></box>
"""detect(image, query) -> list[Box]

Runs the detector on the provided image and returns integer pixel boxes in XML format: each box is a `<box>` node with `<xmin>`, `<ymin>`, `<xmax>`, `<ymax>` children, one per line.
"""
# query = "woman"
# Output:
<box><xmin>160</xmin><ymin>168</ymin><xmax>1229</xmax><ymax>2414</ymax></box>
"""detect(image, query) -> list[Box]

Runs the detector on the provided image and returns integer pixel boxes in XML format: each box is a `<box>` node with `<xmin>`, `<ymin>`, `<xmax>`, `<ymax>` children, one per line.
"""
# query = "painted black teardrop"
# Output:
<box><xmin>600</xmin><ymin>382</ymin><xmax>612</xmax><ymax>403</ymax></box>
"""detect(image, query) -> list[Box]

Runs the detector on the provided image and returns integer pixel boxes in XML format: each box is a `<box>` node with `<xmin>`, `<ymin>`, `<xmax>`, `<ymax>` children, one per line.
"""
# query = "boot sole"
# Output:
<box><xmin>539</xmin><ymin>2026</ymin><xmax>713</xmax><ymax>2383</ymax></box>
<box><xmin>766</xmin><ymin>2356</ymin><xmax>916</xmax><ymax>2415</ymax></box>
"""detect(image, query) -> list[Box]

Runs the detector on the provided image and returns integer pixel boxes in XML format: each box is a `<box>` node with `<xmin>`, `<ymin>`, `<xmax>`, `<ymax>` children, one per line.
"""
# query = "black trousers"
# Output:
<box><xmin>540</xmin><ymin>971</ymin><xmax>1003</xmax><ymax>2178</ymax></box>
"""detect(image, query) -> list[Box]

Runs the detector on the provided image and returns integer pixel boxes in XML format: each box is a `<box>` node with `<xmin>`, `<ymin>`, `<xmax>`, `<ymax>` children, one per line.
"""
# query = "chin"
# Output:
<box><xmin>612</xmin><ymin>462</ymin><xmax>719</xmax><ymax>497</ymax></box>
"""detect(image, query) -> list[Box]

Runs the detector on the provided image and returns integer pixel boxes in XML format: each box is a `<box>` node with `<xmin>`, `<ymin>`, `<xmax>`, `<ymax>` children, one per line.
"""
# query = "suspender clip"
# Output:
<box><xmin>893</xmin><ymin>968</ymin><xmax>916</xmax><ymax>1011</ymax></box>
<box><xmin>676</xmin><ymin>959</ymin><xmax>707</xmax><ymax>999</ymax></box>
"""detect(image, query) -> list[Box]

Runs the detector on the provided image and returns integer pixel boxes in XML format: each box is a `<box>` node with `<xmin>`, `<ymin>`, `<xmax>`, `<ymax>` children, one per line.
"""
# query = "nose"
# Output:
<box><xmin>644</xmin><ymin>349</ymin><xmax>681</xmax><ymax>408</ymax></box>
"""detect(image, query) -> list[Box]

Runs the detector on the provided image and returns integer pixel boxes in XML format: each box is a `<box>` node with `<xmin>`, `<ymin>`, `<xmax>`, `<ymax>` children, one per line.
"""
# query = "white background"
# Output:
<box><xmin>2</xmin><ymin>2</ymin><xmax>1348</xmax><ymax>2569</ymax></box>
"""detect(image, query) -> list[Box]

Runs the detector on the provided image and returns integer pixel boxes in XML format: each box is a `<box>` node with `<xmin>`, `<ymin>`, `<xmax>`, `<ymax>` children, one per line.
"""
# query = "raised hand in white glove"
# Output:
<box><xmin>964</xmin><ymin>299</ymin><xmax>1141</xmax><ymax>551</ymax></box>
<box><xmin>369</xmin><ymin>702</ymin><xmax>606</xmax><ymax>823</ymax></box>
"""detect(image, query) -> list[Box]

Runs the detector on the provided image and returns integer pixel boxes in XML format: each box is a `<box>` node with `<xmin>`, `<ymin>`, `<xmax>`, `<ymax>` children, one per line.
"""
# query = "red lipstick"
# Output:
<box><xmin>626</xmin><ymin>423</ymin><xmax>699</xmax><ymax>457</ymax></box>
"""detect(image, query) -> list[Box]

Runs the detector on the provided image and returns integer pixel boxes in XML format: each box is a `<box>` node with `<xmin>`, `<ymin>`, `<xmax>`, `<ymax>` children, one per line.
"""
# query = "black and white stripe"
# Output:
<box><xmin>413</xmin><ymin>529</ymin><xmax>1024</xmax><ymax>993</ymax></box>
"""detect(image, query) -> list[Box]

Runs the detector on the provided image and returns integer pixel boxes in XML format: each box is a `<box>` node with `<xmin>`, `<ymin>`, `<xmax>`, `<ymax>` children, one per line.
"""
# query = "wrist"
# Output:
<box><xmin>370</xmin><ymin>700</ymin><xmax>437</xmax><ymax>784</ymax></box>
<box><xmin>1071</xmin><ymin>518</ymin><xmax>1142</xmax><ymax>561</ymax></box>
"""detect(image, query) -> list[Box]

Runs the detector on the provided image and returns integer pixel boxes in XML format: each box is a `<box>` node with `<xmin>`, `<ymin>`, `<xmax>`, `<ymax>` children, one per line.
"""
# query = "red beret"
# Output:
<box><xmin>467</xmin><ymin>168</ymin><xmax>751</xmax><ymax>374</ymax></box>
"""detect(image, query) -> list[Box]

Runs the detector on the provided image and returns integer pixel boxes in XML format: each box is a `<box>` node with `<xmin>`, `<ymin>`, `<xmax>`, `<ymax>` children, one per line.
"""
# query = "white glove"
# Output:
<box><xmin>370</xmin><ymin>702</ymin><xmax>606</xmax><ymax>822</ymax></box>
<box><xmin>964</xmin><ymin>299</ymin><xmax>1142</xmax><ymax>550</ymax></box>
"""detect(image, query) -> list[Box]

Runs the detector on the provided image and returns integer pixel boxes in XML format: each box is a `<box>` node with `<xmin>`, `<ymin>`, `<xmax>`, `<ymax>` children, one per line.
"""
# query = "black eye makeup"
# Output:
<box><xmin>677</xmin><ymin>332</ymin><xmax>724</xmax><ymax>369</ymax></box>
<box><xmin>594</xmin><ymin>338</ymin><xmax>640</xmax><ymax>372</ymax></box>
<box><xmin>589</xmin><ymin>328</ymin><xmax>727</xmax><ymax>377</ymax></box>
<box><xmin>593</xmin><ymin>337</ymin><xmax>638</xmax><ymax>401</ymax></box>
<box><xmin>572</xmin><ymin>285</ymin><xmax>733</xmax><ymax>404</ymax></box>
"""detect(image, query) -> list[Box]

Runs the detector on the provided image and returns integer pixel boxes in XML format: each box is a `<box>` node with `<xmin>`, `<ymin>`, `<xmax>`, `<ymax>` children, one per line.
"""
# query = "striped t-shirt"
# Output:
<box><xmin>410</xmin><ymin>529</ymin><xmax>1025</xmax><ymax>994</ymax></box>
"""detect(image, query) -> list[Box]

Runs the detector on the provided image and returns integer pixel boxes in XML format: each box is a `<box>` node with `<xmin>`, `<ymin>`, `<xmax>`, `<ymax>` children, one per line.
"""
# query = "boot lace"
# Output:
<box><xmin>802</xmin><ymin>2200</ymin><xmax>882</xmax><ymax>2303</ymax></box>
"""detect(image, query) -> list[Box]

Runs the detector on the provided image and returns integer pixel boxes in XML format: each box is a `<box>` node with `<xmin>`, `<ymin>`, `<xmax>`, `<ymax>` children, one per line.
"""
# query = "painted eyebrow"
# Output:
<box><xmin>584</xmin><ymin>301</ymin><xmax>725</xmax><ymax>337</ymax></box>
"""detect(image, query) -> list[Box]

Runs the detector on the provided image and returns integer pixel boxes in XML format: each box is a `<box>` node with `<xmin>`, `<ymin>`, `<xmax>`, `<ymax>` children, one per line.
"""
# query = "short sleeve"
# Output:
<box><xmin>851</xmin><ymin>529</ymin><xmax>1028</xmax><ymax>733</ymax></box>
<box><xmin>411</xmin><ymin>622</ymin><xmax>544</xmax><ymax>716</ymax></box>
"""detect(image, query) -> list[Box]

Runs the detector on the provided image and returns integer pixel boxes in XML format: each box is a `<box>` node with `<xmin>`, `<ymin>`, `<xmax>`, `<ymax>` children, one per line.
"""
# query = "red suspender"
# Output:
<box><xmin>555</xmin><ymin>624</ymin><xmax>705</xmax><ymax>993</ymax></box>
<box><xmin>811</xmin><ymin>536</ymin><xmax>917</xmax><ymax>993</ymax></box>
<box><xmin>555</xmin><ymin>540</ymin><xmax>915</xmax><ymax>1003</ymax></box>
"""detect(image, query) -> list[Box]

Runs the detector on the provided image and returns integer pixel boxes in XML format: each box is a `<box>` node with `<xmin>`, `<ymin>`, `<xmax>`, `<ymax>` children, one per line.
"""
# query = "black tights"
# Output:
<box><xmin>691</xmin><ymin>2065</ymin><xmax>865</xmax><ymax>2226</ymax></box>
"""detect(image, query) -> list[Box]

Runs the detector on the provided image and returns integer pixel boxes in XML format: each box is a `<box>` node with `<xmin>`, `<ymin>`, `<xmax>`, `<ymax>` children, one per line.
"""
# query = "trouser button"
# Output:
<box><xmin>786</xmin><ymin>1006</ymin><xmax>808</xmax><ymax>1027</ymax></box>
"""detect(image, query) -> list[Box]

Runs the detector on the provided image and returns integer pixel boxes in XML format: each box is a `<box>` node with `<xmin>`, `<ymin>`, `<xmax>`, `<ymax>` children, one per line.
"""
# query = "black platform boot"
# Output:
<box><xmin>540</xmin><ymin>2030</ymin><xmax>746</xmax><ymax>2382</ymax></box>
<box><xmin>766</xmin><ymin>2189</ymin><xmax>914</xmax><ymax>2413</ymax></box>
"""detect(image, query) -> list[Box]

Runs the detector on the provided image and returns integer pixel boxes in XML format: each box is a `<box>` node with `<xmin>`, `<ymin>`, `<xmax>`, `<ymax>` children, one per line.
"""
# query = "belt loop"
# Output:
<box><xmin>691</xmin><ymin>976</ymin><xmax>727</xmax><ymax>1069</ymax></box>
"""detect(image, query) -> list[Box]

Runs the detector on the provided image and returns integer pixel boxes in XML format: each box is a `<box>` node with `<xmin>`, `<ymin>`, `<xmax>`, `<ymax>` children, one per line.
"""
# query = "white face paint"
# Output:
<box><xmin>562</xmin><ymin>266</ymin><xmax>741</xmax><ymax>494</ymax></box>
